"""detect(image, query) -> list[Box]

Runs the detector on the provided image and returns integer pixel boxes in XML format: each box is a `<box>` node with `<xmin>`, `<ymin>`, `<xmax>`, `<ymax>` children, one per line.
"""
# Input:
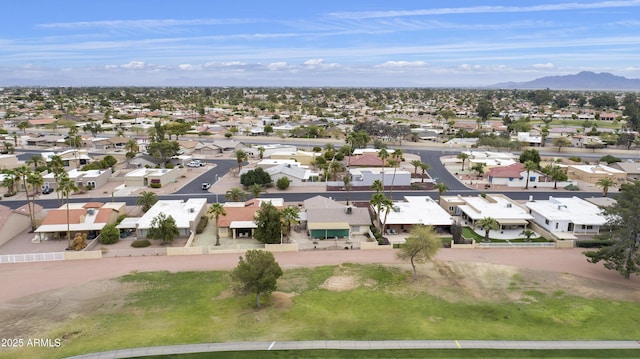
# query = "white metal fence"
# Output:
<box><xmin>477</xmin><ymin>242</ymin><xmax>556</xmax><ymax>248</ymax></box>
<box><xmin>0</xmin><ymin>252</ymin><xmax>65</xmax><ymax>264</ymax></box>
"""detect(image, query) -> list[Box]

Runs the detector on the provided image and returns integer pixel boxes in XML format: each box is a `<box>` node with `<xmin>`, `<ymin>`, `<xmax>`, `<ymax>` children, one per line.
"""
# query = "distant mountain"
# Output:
<box><xmin>490</xmin><ymin>71</ymin><xmax>640</xmax><ymax>90</ymax></box>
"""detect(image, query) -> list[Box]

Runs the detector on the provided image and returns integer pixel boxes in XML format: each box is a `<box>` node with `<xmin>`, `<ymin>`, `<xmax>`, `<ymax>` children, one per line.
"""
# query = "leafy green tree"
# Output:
<box><xmin>207</xmin><ymin>203</ymin><xmax>227</xmax><ymax>246</ymax></box>
<box><xmin>253</xmin><ymin>202</ymin><xmax>282</xmax><ymax>244</ymax></box>
<box><xmin>476</xmin><ymin>99</ymin><xmax>495</xmax><ymax>123</ymax></box>
<box><xmin>519</xmin><ymin>149</ymin><xmax>541</xmax><ymax>165</ymax></box>
<box><xmin>585</xmin><ymin>181</ymin><xmax>640</xmax><ymax>279</ymax></box>
<box><xmin>240</xmin><ymin>167</ymin><xmax>272</xmax><ymax>187</ymax></box>
<box><xmin>225</xmin><ymin>187</ymin><xmax>247</xmax><ymax>202</ymax></box>
<box><xmin>136</xmin><ymin>191</ymin><xmax>158</xmax><ymax>213</ymax></box>
<box><xmin>595</xmin><ymin>177</ymin><xmax>616</xmax><ymax>197</ymax></box>
<box><xmin>99</xmin><ymin>224</ymin><xmax>120</xmax><ymax>244</ymax></box>
<box><xmin>543</xmin><ymin>165</ymin><xmax>568</xmax><ymax>189</ymax></box>
<box><xmin>17</xmin><ymin>121</ymin><xmax>30</xmax><ymax>134</ymax></box>
<box><xmin>396</xmin><ymin>225</ymin><xmax>442</xmax><ymax>279</ymax></box>
<box><xmin>600</xmin><ymin>155</ymin><xmax>621</xmax><ymax>165</ymax></box>
<box><xmin>147</xmin><ymin>213</ymin><xmax>179</xmax><ymax>243</ymax></box>
<box><xmin>471</xmin><ymin>162</ymin><xmax>486</xmax><ymax>177</ymax></box>
<box><xmin>231</xmin><ymin>249</ymin><xmax>283</xmax><ymax>308</ymax></box>
<box><xmin>147</xmin><ymin>140</ymin><xmax>179</xmax><ymax>166</ymax></box>
<box><xmin>552</xmin><ymin>137</ymin><xmax>572</xmax><ymax>152</ymax></box>
<box><xmin>476</xmin><ymin>217</ymin><xmax>499</xmax><ymax>242</ymax></box>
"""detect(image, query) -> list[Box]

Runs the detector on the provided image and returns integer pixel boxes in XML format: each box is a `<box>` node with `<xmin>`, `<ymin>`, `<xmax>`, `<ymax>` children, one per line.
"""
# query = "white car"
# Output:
<box><xmin>187</xmin><ymin>160</ymin><xmax>205</xmax><ymax>167</ymax></box>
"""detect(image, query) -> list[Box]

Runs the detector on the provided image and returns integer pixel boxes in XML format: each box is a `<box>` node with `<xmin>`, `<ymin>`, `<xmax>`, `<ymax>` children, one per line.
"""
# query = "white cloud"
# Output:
<box><xmin>267</xmin><ymin>62</ymin><xmax>290</xmax><ymax>71</ymax></box>
<box><xmin>376</xmin><ymin>61</ymin><xmax>430</xmax><ymax>68</ymax></box>
<box><xmin>532</xmin><ymin>63</ymin><xmax>555</xmax><ymax>69</ymax></box>
<box><xmin>122</xmin><ymin>61</ymin><xmax>145</xmax><ymax>69</ymax></box>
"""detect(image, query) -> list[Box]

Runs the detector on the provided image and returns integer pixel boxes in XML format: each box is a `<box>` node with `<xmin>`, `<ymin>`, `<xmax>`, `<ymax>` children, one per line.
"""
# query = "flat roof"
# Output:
<box><xmin>525</xmin><ymin>196</ymin><xmax>607</xmax><ymax>226</ymax></box>
<box><xmin>377</xmin><ymin>196</ymin><xmax>452</xmax><ymax>226</ymax></box>
<box><xmin>457</xmin><ymin>194</ymin><xmax>533</xmax><ymax>222</ymax></box>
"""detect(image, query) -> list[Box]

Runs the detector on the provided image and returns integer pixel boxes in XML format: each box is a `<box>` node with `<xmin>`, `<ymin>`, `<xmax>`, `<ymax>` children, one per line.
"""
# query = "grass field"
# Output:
<box><xmin>2</xmin><ymin>264</ymin><xmax>640</xmax><ymax>359</ymax></box>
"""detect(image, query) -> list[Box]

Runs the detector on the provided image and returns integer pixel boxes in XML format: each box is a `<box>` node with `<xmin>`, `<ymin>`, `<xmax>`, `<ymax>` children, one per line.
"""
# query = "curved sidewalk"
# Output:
<box><xmin>67</xmin><ymin>340</ymin><xmax>640</xmax><ymax>358</ymax></box>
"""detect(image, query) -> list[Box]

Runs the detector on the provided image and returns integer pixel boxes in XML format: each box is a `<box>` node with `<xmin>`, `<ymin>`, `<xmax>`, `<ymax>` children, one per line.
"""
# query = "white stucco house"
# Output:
<box><xmin>524</xmin><ymin>196</ymin><xmax>608</xmax><ymax>236</ymax></box>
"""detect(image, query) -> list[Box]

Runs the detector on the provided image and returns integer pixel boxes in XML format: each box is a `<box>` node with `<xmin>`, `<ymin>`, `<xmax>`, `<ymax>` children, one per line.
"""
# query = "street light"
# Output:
<box><xmin>214</xmin><ymin>174</ymin><xmax>219</xmax><ymax>203</ymax></box>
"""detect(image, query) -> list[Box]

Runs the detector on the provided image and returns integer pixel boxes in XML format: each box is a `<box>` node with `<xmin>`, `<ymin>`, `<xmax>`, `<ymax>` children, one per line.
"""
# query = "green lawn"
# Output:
<box><xmin>3</xmin><ymin>264</ymin><xmax>639</xmax><ymax>359</ymax></box>
<box><xmin>461</xmin><ymin>227</ymin><xmax>548</xmax><ymax>242</ymax></box>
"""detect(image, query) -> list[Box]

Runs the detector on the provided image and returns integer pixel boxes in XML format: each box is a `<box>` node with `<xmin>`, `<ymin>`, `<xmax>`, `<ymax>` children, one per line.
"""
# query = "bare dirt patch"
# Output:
<box><xmin>320</xmin><ymin>275</ymin><xmax>360</xmax><ymax>292</ymax></box>
<box><xmin>0</xmin><ymin>279</ymin><xmax>140</xmax><ymax>338</ymax></box>
<box><xmin>271</xmin><ymin>291</ymin><xmax>295</xmax><ymax>309</ymax></box>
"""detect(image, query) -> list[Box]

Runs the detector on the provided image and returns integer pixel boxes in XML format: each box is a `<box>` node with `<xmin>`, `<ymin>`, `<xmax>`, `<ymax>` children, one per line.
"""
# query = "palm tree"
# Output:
<box><xmin>410</xmin><ymin>159</ymin><xmax>422</xmax><ymax>174</ymax></box>
<box><xmin>523</xmin><ymin>160</ymin><xmax>538</xmax><ymax>190</ymax></box>
<box><xmin>436</xmin><ymin>182</ymin><xmax>449</xmax><ymax>201</ymax></box>
<box><xmin>57</xmin><ymin>173</ymin><xmax>79</xmax><ymax>248</ymax></box>
<box><xmin>234</xmin><ymin>150</ymin><xmax>248</xmax><ymax>173</ymax></box>
<box><xmin>377</xmin><ymin>148</ymin><xmax>389</xmax><ymax>186</ymax></box>
<box><xmin>280</xmin><ymin>206</ymin><xmax>300</xmax><ymax>242</ymax></box>
<box><xmin>476</xmin><ymin>217</ymin><xmax>499</xmax><ymax>242</ymax></box>
<box><xmin>343</xmin><ymin>174</ymin><xmax>352</xmax><ymax>205</ymax></box>
<box><xmin>371</xmin><ymin>179</ymin><xmax>384</xmax><ymax>193</ymax></box>
<box><xmin>27</xmin><ymin>155</ymin><xmax>45</xmax><ymax>171</ymax></box>
<box><xmin>419</xmin><ymin>162</ymin><xmax>431</xmax><ymax>183</ymax></box>
<box><xmin>247</xmin><ymin>183</ymin><xmax>266</xmax><ymax>198</ymax></box>
<box><xmin>520</xmin><ymin>229</ymin><xmax>535</xmax><ymax>242</ymax></box>
<box><xmin>595</xmin><ymin>177</ymin><xmax>616</xmax><ymax>197</ymax></box>
<box><xmin>457</xmin><ymin>152</ymin><xmax>469</xmax><ymax>171</ymax></box>
<box><xmin>257</xmin><ymin>146</ymin><xmax>265</xmax><ymax>160</ymax></box>
<box><xmin>1</xmin><ymin>169</ymin><xmax>18</xmax><ymax>196</ymax></box>
<box><xmin>125</xmin><ymin>139</ymin><xmax>139</xmax><ymax>154</ymax></box>
<box><xmin>225</xmin><ymin>187</ymin><xmax>247</xmax><ymax>202</ymax></box>
<box><xmin>15</xmin><ymin>166</ymin><xmax>37</xmax><ymax>230</ymax></box>
<box><xmin>388</xmin><ymin>149</ymin><xmax>403</xmax><ymax>200</ymax></box>
<box><xmin>136</xmin><ymin>191</ymin><xmax>158</xmax><ymax>213</ymax></box>
<box><xmin>370</xmin><ymin>192</ymin><xmax>393</xmax><ymax>231</ymax></box>
<box><xmin>328</xmin><ymin>160</ymin><xmax>345</xmax><ymax>181</ymax></box>
<box><xmin>207</xmin><ymin>203</ymin><xmax>227</xmax><ymax>246</ymax></box>
<box><xmin>49</xmin><ymin>155</ymin><xmax>65</xmax><ymax>206</ymax></box>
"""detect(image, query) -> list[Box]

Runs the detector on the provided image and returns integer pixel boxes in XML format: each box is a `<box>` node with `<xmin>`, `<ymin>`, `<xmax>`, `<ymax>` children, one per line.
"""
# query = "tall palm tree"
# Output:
<box><xmin>370</xmin><ymin>192</ymin><xmax>393</xmax><ymax>231</ymax></box>
<box><xmin>49</xmin><ymin>155</ymin><xmax>66</xmax><ymax>206</ymax></box>
<box><xmin>595</xmin><ymin>177</ymin><xmax>616</xmax><ymax>197</ymax></box>
<box><xmin>280</xmin><ymin>206</ymin><xmax>300</xmax><ymax>242</ymax></box>
<box><xmin>207</xmin><ymin>203</ymin><xmax>227</xmax><ymax>246</ymax></box>
<box><xmin>419</xmin><ymin>162</ymin><xmax>431</xmax><ymax>183</ymax></box>
<box><xmin>523</xmin><ymin>160</ymin><xmax>539</xmax><ymax>190</ymax></box>
<box><xmin>388</xmin><ymin>149</ymin><xmax>403</xmax><ymax>200</ymax></box>
<box><xmin>371</xmin><ymin>179</ymin><xmax>383</xmax><ymax>193</ymax></box>
<box><xmin>476</xmin><ymin>217</ymin><xmax>499</xmax><ymax>242</ymax></box>
<box><xmin>247</xmin><ymin>183</ymin><xmax>266</xmax><ymax>198</ymax></box>
<box><xmin>1</xmin><ymin>169</ymin><xmax>18</xmax><ymax>197</ymax></box>
<box><xmin>136</xmin><ymin>191</ymin><xmax>158</xmax><ymax>213</ymax></box>
<box><xmin>377</xmin><ymin>148</ymin><xmax>389</xmax><ymax>186</ymax></box>
<box><xmin>225</xmin><ymin>187</ymin><xmax>247</xmax><ymax>202</ymax></box>
<box><xmin>234</xmin><ymin>150</ymin><xmax>248</xmax><ymax>173</ymax></box>
<box><xmin>125</xmin><ymin>139</ymin><xmax>139</xmax><ymax>154</ymax></box>
<box><xmin>27</xmin><ymin>154</ymin><xmax>45</xmax><ymax>171</ymax></box>
<box><xmin>457</xmin><ymin>152</ymin><xmax>469</xmax><ymax>171</ymax></box>
<box><xmin>15</xmin><ymin>166</ymin><xmax>37</xmax><ymax>230</ymax></box>
<box><xmin>328</xmin><ymin>160</ymin><xmax>345</xmax><ymax>181</ymax></box>
<box><xmin>343</xmin><ymin>174</ymin><xmax>352</xmax><ymax>205</ymax></box>
<box><xmin>57</xmin><ymin>173</ymin><xmax>79</xmax><ymax>248</ymax></box>
<box><xmin>410</xmin><ymin>159</ymin><xmax>422</xmax><ymax>174</ymax></box>
<box><xmin>436</xmin><ymin>182</ymin><xmax>449</xmax><ymax>201</ymax></box>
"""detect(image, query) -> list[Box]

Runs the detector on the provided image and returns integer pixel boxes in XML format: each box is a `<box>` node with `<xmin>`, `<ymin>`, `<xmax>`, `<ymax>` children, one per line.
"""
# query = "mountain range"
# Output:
<box><xmin>490</xmin><ymin>71</ymin><xmax>640</xmax><ymax>90</ymax></box>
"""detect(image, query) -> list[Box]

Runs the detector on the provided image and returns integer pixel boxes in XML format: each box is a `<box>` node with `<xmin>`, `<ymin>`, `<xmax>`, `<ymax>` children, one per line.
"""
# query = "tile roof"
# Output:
<box><xmin>487</xmin><ymin>163</ymin><xmax>524</xmax><ymax>178</ymax></box>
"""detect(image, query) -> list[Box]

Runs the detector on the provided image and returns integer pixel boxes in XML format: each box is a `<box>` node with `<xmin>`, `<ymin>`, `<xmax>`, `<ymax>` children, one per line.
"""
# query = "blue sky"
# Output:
<box><xmin>1</xmin><ymin>0</ymin><xmax>640</xmax><ymax>87</ymax></box>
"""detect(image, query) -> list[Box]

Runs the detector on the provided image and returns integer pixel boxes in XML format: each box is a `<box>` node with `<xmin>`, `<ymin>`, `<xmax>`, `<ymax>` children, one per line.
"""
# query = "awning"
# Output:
<box><xmin>308</xmin><ymin>222</ymin><xmax>350</xmax><ymax>230</ymax></box>
<box><xmin>230</xmin><ymin>220</ymin><xmax>257</xmax><ymax>229</ymax></box>
<box><xmin>497</xmin><ymin>219</ymin><xmax>529</xmax><ymax>225</ymax></box>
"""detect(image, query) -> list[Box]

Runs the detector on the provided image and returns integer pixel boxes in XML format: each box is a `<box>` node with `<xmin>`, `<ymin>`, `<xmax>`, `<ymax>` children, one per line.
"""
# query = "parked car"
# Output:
<box><xmin>187</xmin><ymin>160</ymin><xmax>205</xmax><ymax>167</ymax></box>
<box><xmin>202</xmin><ymin>182</ymin><xmax>211</xmax><ymax>190</ymax></box>
<box><xmin>41</xmin><ymin>187</ymin><xmax>54</xmax><ymax>194</ymax></box>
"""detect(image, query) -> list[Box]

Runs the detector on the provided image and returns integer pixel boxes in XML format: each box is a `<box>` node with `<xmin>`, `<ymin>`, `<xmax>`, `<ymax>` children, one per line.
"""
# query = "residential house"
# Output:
<box><xmin>440</xmin><ymin>194</ymin><xmax>533</xmax><ymax>231</ymax></box>
<box><xmin>136</xmin><ymin>199</ymin><xmax>207</xmax><ymax>238</ymax></box>
<box><xmin>217</xmin><ymin>198</ymin><xmax>285</xmax><ymax>239</ymax></box>
<box><xmin>349</xmin><ymin>167</ymin><xmax>411</xmax><ymax>189</ymax></box>
<box><xmin>34</xmin><ymin>202</ymin><xmax>125</xmax><ymax>241</ymax></box>
<box><xmin>269</xmin><ymin>150</ymin><xmax>319</xmax><ymax>165</ymax></box>
<box><xmin>304</xmin><ymin>196</ymin><xmax>371</xmax><ymax>240</ymax></box>
<box><xmin>124</xmin><ymin>167</ymin><xmax>183</xmax><ymax>188</ymax></box>
<box><xmin>609</xmin><ymin>161</ymin><xmax>640</xmax><ymax>182</ymax></box>
<box><xmin>376</xmin><ymin>196</ymin><xmax>452</xmax><ymax>235</ymax></box>
<box><xmin>41</xmin><ymin>149</ymin><xmax>92</xmax><ymax>167</ymax></box>
<box><xmin>487</xmin><ymin>162</ymin><xmax>576</xmax><ymax>188</ymax></box>
<box><xmin>0</xmin><ymin>154</ymin><xmax>21</xmax><ymax>170</ymax></box>
<box><xmin>347</xmin><ymin>153</ymin><xmax>384</xmax><ymax>167</ymax></box>
<box><xmin>245</xmin><ymin>144</ymin><xmax>298</xmax><ymax>159</ymax></box>
<box><xmin>566</xmin><ymin>164</ymin><xmax>626</xmax><ymax>185</ymax></box>
<box><xmin>516</xmin><ymin>132</ymin><xmax>542</xmax><ymax>146</ymax></box>
<box><xmin>264</xmin><ymin>163</ymin><xmax>320</xmax><ymax>185</ymax></box>
<box><xmin>128</xmin><ymin>153</ymin><xmax>164</xmax><ymax>169</ymax></box>
<box><xmin>525</xmin><ymin>196</ymin><xmax>608</xmax><ymax>237</ymax></box>
<box><xmin>42</xmin><ymin>168</ymin><xmax>111</xmax><ymax>191</ymax></box>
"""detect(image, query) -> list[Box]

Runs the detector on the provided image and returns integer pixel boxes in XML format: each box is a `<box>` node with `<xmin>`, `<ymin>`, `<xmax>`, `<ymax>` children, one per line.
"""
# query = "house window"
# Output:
<box><xmin>530</xmin><ymin>177</ymin><xmax>536</xmax><ymax>182</ymax></box>
<box><xmin>555</xmin><ymin>223</ymin><xmax>559</xmax><ymax>229</ymax></box>
<box><xmin>545</xmin><ymin>219</ymin><xmax>550</xmax><ymax>225</ymax></box>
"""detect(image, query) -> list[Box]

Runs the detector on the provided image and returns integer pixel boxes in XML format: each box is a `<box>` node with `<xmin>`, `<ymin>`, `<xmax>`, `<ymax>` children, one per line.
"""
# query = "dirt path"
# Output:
<box><xmin>1</xmin><ymin>248</ymin><xmax>639</xmax><ymax>305</ymax></box>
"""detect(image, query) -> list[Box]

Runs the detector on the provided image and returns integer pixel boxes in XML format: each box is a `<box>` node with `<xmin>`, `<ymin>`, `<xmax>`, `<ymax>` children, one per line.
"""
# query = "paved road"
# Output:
<box><xmin>67</xmin><ymin>339</ymin><xmax>640</xmax><ymax>358</ymax></box>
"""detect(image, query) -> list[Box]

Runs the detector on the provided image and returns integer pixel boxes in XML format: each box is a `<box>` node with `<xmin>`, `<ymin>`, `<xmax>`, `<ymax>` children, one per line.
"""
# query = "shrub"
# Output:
<box><xmin>600</xmin><ymin>155</ymin><xmax>621</xmax><ymax>164</ymax></box>
<box><xmin>576</xmin><ymin>240</ymin><xmax>614</xmax><ymax>248</ymax></box>
<box><xmin>568</xmin><ymin>156</ymin><xmax>581</xmax><ymax>163</ymax></box>
<box><xmin>240</xmin><ymin>167</ymin><xmax>272</xmax><ymax>187</ymax></box>
<box><xmin>276</xmin><ymin>177</ymin><xmax>290</xmax><ymax>190</ymax></box>
<box><xmin>195</xmin><ymin>216</ymin><xmax>209</xmax><ymax>234</ymax></box>
<box><xmin>70</xmin><ymin>233</ymin><xmax>88</xmax><ymax>251</ymax></box>
<box><xmin>149</xmin><ymin>182</ymin><xmax>161</xmax><ymax>188</ymax></box>
<box><xmin>564</xmin><ymin>184</ymin><xmax>580</xmax><ymax>191</ymax></box>
<box><xmin>165</xmin><ymin>163</ymin><xmax>175</xmax><ymax>169</ymax></box>
<box><xmin>99</xmin><ymin>224</ymin><xmax>120</xmax><ymax>244</ymax></box>
<box><xmin>131</xmin><ymin>239</ymin><xmax>151</xmax><ymax>248</ymax></box>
